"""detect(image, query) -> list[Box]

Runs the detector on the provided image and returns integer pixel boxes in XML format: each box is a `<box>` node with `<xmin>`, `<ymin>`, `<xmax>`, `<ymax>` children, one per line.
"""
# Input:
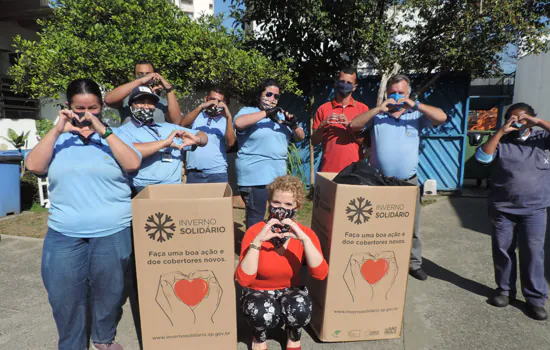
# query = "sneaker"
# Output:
<box><xmin>488</xmin><ymin>295</ymin><xmax>511</xmax><ymax>307</ymax></box>
<box><xmin>526</xmin><ymin>303</ymin><xmax>548</xmax><ymax>321</ymax></box>
<box><xmin>92</xmin><ymin>342</ymin><xmax>123</xmax><ymax>350</ymax></box>
<box><xmin>409</xmin><ymin>268</ymin><xmax>428</xmax><ymax>281</ymax></box>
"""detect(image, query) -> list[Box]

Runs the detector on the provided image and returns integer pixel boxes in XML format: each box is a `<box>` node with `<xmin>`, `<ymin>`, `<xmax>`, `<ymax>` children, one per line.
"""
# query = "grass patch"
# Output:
<box><xmin>421</xmin><ymin>198</ymin><xmax>438</xmax><ymax>207</ymax></box>
<box><xmin>29</xmin><ymin>203</ymin><xmax>49</xmax><ymax>213</ymax></box>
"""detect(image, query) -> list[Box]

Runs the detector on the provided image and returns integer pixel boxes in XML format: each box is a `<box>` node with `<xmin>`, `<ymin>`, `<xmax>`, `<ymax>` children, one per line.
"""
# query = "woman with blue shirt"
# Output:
<box><xmin>476</xmin><ymin>102</ymin><xmax>550</xmax><ymax>321</ymax></box>
<box><xmin>26</xmin><ymin>79</ymin><xmax>142</xmax><ymax>350</ymax></box>
<box><xmin>116</xmin><ymin>86</ymin><xmax>207</xmax><ymax>194</ymax></box>
<box><xmin>234</xmin><ymin>78</ymin><xmax>305</xmax><ymax>228</ymax></box>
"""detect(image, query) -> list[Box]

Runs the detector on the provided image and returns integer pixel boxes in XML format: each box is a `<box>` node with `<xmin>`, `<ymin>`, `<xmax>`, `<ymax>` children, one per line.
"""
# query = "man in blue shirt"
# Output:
<box><xmin>105</xmin><ymin>61</ymin><xmax>183</xmax><ymax>125</ymax></box>
<box><xmin>116</xmin><ymin>86</ymin><xmax>207</xmax><ymax>194</ymax></box>
<box><xmin>350</xmin><ymin>74</ymin><xmax>447</xmax><ymax>281</ymax></box>
<box><xmin>181</xmin><ymin>87</ymin><xmax>236</xmax><ymax>183</ymax></box>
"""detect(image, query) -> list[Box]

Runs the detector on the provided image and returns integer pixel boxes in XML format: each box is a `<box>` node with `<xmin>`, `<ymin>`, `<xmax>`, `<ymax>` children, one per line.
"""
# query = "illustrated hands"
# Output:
<box><xmin>343</xmin><ymin>252</ymin><xmax>374</xmax><ymax>303</ymax></box>
<box><xmin>188</xmin><ymin>270</ymin><xmax>223</xmax><ymax>323</ymax></box>
<box><xmin>156</xmin><ymin>272</ymin><xmax>195</xmax><ymax>326</ymax></box>
<box><xmin>371</xmin><ymin>251</ymin><xmax>398</xmax><ymax>302</ymax></box>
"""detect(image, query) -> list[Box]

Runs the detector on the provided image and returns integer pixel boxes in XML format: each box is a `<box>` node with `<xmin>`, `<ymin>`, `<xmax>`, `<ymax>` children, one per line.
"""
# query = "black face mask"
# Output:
<box><xmin>267</xmin><ymin>205</ymin><xmax>297</xmax><ymax>248</ymax></box>
<box><xmin>336</xmin><ymin>81</ymin><xmax>354</xmax><ymax>96</ymax></box>
<box><xmin>70</xmin><ymin>111</ymin><xmax>102</xmax><ymax>128</ymax></box>
<box><xmin>204</xmin><ymin>105</ymin><xmax>224</xmax><ymax>118</ymax></box>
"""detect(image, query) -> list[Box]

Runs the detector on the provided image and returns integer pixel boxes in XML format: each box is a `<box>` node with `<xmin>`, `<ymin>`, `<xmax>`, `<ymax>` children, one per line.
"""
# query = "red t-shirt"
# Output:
<box><xmin>235</xmin><ymin>221</ymin><xmax>329</xmax><ymax>290</ymax></box>
<box><xmin>313</xmin><ymin>98</ymin><xmax>369</xmax><ymax>173</ymax></box>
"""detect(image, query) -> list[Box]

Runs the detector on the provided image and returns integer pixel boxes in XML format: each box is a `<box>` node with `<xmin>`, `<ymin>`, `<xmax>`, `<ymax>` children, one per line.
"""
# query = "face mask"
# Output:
<box><xmin>70</xmin><ymin>111</ymin><xmax>102</xmax><ymax>128</ymax></box>
<box><xmin>336</xmin><ymin>81</ymin><xmax>354</xmax><ymax>96</ymax></box>
<box><xmin>510</xmin><ymin>122</ymin><xmax>530</xmax><ymax>140</ymax></box>
<box><xmin>130</xmin><ymin>107</ymin><xmax>155</xmax><ymax>126</ymax></box>
<box><xmin>387</xmin><ymin>93</ymin><xmax>406</xmax><ymax>109</ymax></box>
<box><xmin>204</xmin><ymin>105</ymin><xmax>224</xmax><ymax>118</ymax></box>
<box><xmin>260</xmin><ymin>96</ymin><xmax>278</xmax><ymax>110</ymax></box>
<box><xmin>267</xmin><ymin>205</ymin><xmax>297</xmax><ymax>247</ymax></box>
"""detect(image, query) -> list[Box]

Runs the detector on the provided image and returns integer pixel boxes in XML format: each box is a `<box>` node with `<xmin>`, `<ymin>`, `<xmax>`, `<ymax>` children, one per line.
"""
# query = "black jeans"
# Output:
<box><xmin>239</xmin><ymin>185</ymin><xmax>269</xmax><ymax>229</ymax></box>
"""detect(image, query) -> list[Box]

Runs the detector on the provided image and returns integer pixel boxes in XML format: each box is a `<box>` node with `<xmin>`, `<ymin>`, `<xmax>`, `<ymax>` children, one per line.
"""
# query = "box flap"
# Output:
<box><xmin>134</xmin><ymin>183</ymin><xmax>231</xmax><ymax>200</ymax></box>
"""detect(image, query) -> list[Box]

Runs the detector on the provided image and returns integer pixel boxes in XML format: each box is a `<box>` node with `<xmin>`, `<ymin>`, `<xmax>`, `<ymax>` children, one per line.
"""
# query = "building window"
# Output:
<box><xmin>184</xmin><ymin>11</ymin><xmax>194</xmax><ymax>18</ymax></box>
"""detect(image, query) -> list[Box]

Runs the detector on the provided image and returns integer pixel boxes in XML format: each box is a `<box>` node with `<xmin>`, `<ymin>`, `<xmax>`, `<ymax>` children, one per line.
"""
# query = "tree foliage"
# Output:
<box><xmin>10</xmin><ymin>0</ymin><xmax>299</xmax><ymax>101</ymax></box>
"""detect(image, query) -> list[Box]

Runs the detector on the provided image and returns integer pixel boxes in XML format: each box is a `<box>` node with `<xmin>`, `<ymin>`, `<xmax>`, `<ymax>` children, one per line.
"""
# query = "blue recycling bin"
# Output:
<box><xmin>0</xmin><ymin>150</ymin><xmax>23</xmax><ymax>217</ymax></box>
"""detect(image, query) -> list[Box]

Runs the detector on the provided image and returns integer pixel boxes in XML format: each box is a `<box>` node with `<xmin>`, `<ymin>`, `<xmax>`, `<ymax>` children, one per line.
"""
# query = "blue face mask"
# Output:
<box><xmin>387</xmin><ymin>93</ymin><xmax>406</xmax><ymax>109</ymax></box>
<box><xmin>336</xmin><ymin>81</ymin><xmax>354</xmax><ymax>96</ymax></box>
<box><xmin>511</xmin><ymin>122</ymin><xmax>530</xmax><ymax>139</ymax></box>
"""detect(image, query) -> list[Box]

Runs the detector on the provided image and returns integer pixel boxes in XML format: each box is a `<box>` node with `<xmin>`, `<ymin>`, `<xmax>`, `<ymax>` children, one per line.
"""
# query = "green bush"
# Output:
<box><xmin>36</xmin><ymin>118</ymin><xmax>55</xmax><ymax>139</ymax></box>
<box><xmin>20</xmin><ymin>172</ymin><xmax>40</xmax><ymax>211</ymax></box>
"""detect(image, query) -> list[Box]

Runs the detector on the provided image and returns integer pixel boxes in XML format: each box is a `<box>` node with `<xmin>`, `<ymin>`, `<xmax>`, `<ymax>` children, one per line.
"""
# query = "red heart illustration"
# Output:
<box><xmin>174</xmin><ymin>278</ymin><xmax>209</xmax><ymax>307</ymax></box>
<box><xmin>361</xmin><ymin>259</ymin><xmax>389</xmax><ymax>285</ymax></box>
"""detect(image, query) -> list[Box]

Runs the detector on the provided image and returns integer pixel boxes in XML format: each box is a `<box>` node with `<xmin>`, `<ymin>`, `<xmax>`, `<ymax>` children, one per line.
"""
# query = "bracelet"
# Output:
<box><xmin>249</xmin><ymin>242</ymin><xmax>261</xmax><ymax>251</ymax></box>
<box><xmin>413</xmin><ymin>100</ymin><xmax>420</xmax><ymax>111</ymax></box>
<box><xmin>101</xmin><ymin>126</ymin><xmax>113</xmax><ymax>139</ymax></box>
<box><xmin>164</xmin><ymin>86</ymin><xmax>174</xmax><ymax>93</ymax></box>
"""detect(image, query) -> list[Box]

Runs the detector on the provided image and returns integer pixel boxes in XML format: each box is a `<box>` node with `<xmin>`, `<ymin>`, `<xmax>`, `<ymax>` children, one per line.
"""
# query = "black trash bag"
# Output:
<box><xmin>332</xmin><ymin>161</ymin><xmax>414</xmax><ymax>187</ymax></box>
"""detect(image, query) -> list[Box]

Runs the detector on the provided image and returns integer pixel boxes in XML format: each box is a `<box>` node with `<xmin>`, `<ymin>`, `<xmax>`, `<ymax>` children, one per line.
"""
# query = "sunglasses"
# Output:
<box><xmin>264</xmin><ymin>92</ymin><xmax>280</xmax><ymax>100</ymax></box>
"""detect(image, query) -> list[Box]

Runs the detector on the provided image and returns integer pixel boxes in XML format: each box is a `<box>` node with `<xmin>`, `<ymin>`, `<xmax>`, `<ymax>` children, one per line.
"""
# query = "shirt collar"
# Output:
<box><xmin>331</xmin><ymin>97</ymin><xmax>356</xmax><ymax>108</ymax></box>
<box><xmin>131</xmin><ymin>117</ymin><xmax>159</xmax><ymax>128</ymax></box>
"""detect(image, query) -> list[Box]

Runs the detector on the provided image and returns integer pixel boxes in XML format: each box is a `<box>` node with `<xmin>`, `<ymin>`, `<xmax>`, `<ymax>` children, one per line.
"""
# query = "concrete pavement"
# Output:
<box><xmin>1</xmin><ymin>196</ymin><xmax>549</xmax><ymax>350</ymax></box>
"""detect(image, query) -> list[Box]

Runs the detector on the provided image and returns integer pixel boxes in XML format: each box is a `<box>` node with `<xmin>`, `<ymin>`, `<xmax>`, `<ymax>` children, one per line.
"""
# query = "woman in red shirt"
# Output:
<box><xmin>236</xmin><ymin>175</ymin><xmax>328</xmax><ymax>350</ymax></box>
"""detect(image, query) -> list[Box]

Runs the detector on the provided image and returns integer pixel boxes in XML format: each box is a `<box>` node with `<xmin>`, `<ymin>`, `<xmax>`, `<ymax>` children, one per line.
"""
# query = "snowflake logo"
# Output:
<box><xmin>346</xmin><ymin>197</ymin><xmax>373</xmax><ymax>225</ymax></box>
<box><xmin>145</xmin><ymin>212</ymin><xmax>176</xmax><ymax>243</ymax></box>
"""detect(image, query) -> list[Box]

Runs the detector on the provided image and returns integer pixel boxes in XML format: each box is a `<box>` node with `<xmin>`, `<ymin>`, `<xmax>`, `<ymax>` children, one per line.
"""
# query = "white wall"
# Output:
<box><xmin>514</xmin><ymin>52</ymin><xmax>550</xmax><ymax>121</ymax></box>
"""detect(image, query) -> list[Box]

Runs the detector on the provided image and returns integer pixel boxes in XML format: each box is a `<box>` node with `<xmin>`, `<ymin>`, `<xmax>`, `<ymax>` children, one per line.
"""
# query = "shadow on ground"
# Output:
<box><xmin>447</xmin><ymin>196</ymin><xmax>491</xmax><ymax>236</ymax></box>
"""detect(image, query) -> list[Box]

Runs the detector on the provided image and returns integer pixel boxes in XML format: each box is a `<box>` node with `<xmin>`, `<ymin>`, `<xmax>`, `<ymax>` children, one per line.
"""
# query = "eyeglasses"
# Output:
<box><xmin>264</xmin><ymin>92</ymin><xmax>280</xmax><ymax>100</ymax></box>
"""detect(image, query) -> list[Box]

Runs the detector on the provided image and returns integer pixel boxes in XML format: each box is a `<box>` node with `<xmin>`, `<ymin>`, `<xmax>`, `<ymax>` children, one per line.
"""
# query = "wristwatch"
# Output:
<box><xmin>164</xmin><ymin>86</ymin><xmax>174</xmax><ymax>93</ymax></box>
<box><xmin>249</xmin><ymin>241</ymin><xmax>261</xmax><ymax>251</ymax></box>
<box><xmin>413</xmin><ymin>100</ymin><xmax>420</xmax><ymax>111</ymax></box>
<box><xmin>101</xmin><ymin>126</ymin><xmax>113</xmax><ymax>139</ymax></box>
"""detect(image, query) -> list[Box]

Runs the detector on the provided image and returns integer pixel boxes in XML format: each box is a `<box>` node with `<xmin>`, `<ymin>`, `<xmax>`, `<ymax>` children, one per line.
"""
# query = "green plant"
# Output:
<box><xmin>287</xmin><ymin>143</ymin><xmax>306</xmax><ymax>184</ymax></box>
<box><xmin>36</xmin><ymin>118</ymin><xmax>55</xmax><ymax>139</ymax></box>
<box><xmin>20</xmin><ymin>172</ymin><xmax>40</xmax><ymax>211</ymax></box>
<box><xmin>1</xmin><ymin>128</ymin><xmax>29</xmax><ymax>150</ymax></box>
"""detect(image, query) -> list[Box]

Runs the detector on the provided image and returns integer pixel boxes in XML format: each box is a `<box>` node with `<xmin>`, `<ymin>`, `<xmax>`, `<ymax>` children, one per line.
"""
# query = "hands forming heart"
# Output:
<box><xmin>165</xmin><ymin>130</ymin><xmax>202</xmax><ymax>150</ymax></box>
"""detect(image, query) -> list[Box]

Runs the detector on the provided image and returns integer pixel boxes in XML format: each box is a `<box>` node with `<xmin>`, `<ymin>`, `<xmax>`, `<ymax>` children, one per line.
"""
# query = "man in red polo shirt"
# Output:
<box><xmin>312</xmin><ymin>67</ymin><xmax>369</xmax><ymax>172</ymax></box>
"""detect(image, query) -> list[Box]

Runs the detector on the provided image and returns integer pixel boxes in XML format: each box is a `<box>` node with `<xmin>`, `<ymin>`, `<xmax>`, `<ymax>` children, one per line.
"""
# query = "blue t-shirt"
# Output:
<box><xmin>45</xmin><ymin>130</ymin><xmax>141</xmax><ymax>238</ymax></box>
<box><xmin>234</xmin><ymin>106</ymin><xmax>292</xmax><ymax>186</ymax></box>
<box><xmin>116</xmin><ymin>120</ymin><xmax>198</xmax><ymax>187</ymax></box>
<box><xmin>186</xmin><ymin>112</ymin><xmax>228</xmax><ymax>174</ymax></box>
<box><xmin>367</xmin><ymin>110</ymin><xmax>432</xmax><ymax>180</ymax></box>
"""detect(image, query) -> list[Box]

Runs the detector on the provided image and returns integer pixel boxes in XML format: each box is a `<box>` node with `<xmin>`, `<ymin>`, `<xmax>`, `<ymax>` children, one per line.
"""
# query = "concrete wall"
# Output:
<box><xmin>514</xmin><ymin>52</ymin><xmax>550</xmax><ymax>120</ymax></box>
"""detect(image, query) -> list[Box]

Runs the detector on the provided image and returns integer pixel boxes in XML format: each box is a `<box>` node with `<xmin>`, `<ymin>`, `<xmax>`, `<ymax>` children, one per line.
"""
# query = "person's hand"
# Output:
<box><xmin>371</xmin><ymin>251</ymin><xmax>399</xmax><ymax>302</ymax></box>
<box><xmin>281</xmin><ymin>111</ymin><xmax>299</xmax><ymax>129</ymax></box>
<box><xmin>168</xmin><ymin>130</ymin><xmax>202</xmax><ymax>149</ymax></box>
<box><xmin>500</xmin><ymin>115</ymin><xmax>520</xmax><ymax>135</ymax></box>
<box><xmin>156</xmin><ymin>74</ymin><xmax>173</xmax><ymax>91</ymax></box>
<box><xmin>518</xmin><ymin>113</ymin><xmax>540</xmax><ymax>128</ymax></box>
<box><xmin>265</xmin><ymin>107</ymin><xmax>283</xmax><ymax>124</ymax></box>
<box><xmin>379</xmin><ymin>98</ymin><xmax>398</xmax><ymax>113</ymax></box>
<box><xmin>280</xmin><ymin>219</ymin><xmax>310</xmax><ymax>243</ymax></box>
<box><xmin>343</xmin><ymin>252</ymin><xmax>374</xmax><ymax>303</ymax></box>
<box><xmin>56</xmin><ymin>109</ymin><xmax>79</xmax><ymax>134</ymax></box>
<box><xmin>81</xmin><ymin>111</ymin><xmax>106</xmax><ymax>135</ymax></box>
<box><xmin>188</xmin><ymin>270</ymin><xmax>223</xmax><ymax>323</ymax></box>
<box><xmin>254</xmin><ymin>218</ymin><xmax>285</xmax><ymax>243</ymax></box>
<box><xmin>217</xmin><ymin>101</ymin><xmax>230</xmax><ymax>118</ymax></box>
<box><xmin>137</xmin><ymin>72</ymin><xmax>159</xmax><ymax>86</ymax></box>
<box><xmin>401</xmin><ymin>98</ymin><xmax>416</xmax><ymax>110</ymax></box>
<box><xmin>155</xmin><ymin>272</ymin><xmax>195</xmax><ymax>326</ymax></box>
<box><xmin>338</xmin><ymin>114</ymin><xmax>349</xmax><ymax>126</ymax></box>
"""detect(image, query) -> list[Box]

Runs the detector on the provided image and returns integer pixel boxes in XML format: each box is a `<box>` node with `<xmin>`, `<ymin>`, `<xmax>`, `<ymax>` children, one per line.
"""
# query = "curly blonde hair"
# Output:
<box><xmin>267</xmin><ymin>175</ymin><xmax>306</xmax><ymax>208</ymax></box>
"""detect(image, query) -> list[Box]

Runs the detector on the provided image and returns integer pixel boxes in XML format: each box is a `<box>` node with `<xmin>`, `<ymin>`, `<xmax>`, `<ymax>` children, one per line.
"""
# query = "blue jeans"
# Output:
<box><xmin>490</xmin><ymin>208</ymin><xmax>548</xmax><ymax>306</ymax></box>
<box><xmin>186</xmin><ymin>171</ymin><xmax>228</xmax><ymax>184</ymax></box>
<box><xmin>240</xmin><ymin>186</ymin><xmax>269</xmax><ymax>229</ymax></box>
<box><xmin>41</xmin><ymin>227</ymin><xmax>133</xmax><ymax>350</ymax></box>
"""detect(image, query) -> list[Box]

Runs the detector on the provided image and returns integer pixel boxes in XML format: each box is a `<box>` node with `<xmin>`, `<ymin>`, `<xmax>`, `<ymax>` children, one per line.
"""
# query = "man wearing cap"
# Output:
<box><xmin>115</xmin><ymin>86</ymin><xmax>208</xmax><ymax>195</ymax></box>
<box><xmin>181</xmin><ymin>87</ymin><xmax>236</xmax><ymax>183</ymax></box>
<box><xmin>105</xmin><ymin>61</ymin><xmax>182</xmax><ymax>125</ymax></box>
<box><xmin>311</xmin><ymin>67</ymin><xmax>370</xmax><ymax>173</ymax></box>
<box><xmin>349</xmin><ymin>74</ymin><xmax>447</xmax><ymax>281</ymax></box>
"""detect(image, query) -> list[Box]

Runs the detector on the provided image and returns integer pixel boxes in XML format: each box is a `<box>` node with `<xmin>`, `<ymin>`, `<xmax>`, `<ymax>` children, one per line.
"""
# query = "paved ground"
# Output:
<box><xmin>1</xmin><ymin>196</ymin><xmax>550</xmax><ymax>350</ymax></box>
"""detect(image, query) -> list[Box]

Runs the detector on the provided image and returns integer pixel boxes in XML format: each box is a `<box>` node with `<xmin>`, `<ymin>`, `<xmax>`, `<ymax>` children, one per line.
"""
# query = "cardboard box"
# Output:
<box><xmin>132</xmin><ymin>183</ymin><xmax>237</xmax><ymax>350</ymax></box>
<box><xmin>308</xmin><ymin>173</ymin><xmax>418</xmax><ymax>342</ymax></box>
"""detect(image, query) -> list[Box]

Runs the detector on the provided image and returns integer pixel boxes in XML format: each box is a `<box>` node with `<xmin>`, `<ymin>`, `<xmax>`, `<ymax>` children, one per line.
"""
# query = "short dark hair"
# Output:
<box><xmin>208</xmin><ymin>86</ymin><xmax>229</xmax><ymax>104</ymax></box>
<box><xmin>340</xmin><ymin>67</ymin><xmax>358</xmax><ymax>77</ymax></box>
<box><xmin>66</xmin><ymin>79</ymin><xmax>102</xmax><ymax>107</ymax></box>
<box><xmin>134</xmin><ymin>61</ymin><xmax>156</xmax><ymax>72</ymax></box>
<box><xmin>505</xmin><ymin>102</ymin><xmax>537</xmax><ymax>119</ymax></box>
<box><xmin>387</xmin><ymin>74</ymin><xmax>411</xmax><ymax>93</ymax></box>
<box><xmin>258</xmin><ymin>78</ymin><xmax>280</xmax><ymax>95</ymax></box>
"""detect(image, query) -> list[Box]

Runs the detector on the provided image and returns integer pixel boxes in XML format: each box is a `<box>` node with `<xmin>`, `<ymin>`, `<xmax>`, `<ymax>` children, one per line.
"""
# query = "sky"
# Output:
<box><xmin>214</xmin><ymin>0</ymin><xmax>237</xmax><ymax>29</ymax></box>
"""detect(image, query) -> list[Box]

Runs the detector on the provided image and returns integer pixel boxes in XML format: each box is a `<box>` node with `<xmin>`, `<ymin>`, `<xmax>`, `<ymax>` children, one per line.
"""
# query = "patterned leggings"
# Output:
<box><xmin>241</xmin><ymin>286</ymin><xmax>312</xmax><ymax>343</ymax></box>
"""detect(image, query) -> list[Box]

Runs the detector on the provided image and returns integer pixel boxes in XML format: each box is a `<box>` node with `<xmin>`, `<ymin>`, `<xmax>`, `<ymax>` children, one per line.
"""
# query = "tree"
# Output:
<box><xmin>229</xmin><ymin>0</ymin><xmax>550</xmax><ymax>183</ymax></box>
<box><xmin>9</xmin><ymin>0</ymin><xmax>299</xmax><ymax>102</ymax></box>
